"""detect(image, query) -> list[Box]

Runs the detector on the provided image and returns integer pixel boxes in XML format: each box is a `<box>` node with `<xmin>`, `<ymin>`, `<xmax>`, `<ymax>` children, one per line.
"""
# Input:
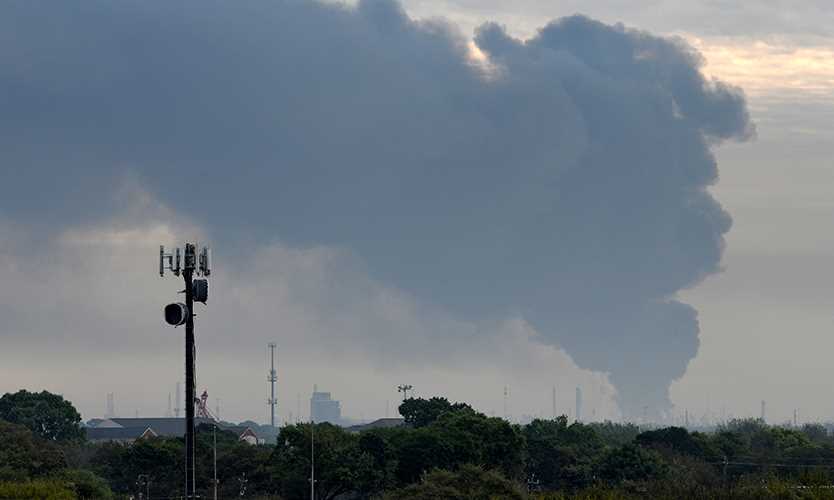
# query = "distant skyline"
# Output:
<box><xmin>2</xmin><ymin>0</ymin><xmax>832</xmax><ymax>425</ymax></box>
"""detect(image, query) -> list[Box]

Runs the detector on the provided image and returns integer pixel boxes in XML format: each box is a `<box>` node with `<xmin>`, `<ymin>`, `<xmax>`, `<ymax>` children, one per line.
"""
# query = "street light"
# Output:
<box><xmin>397</xmin><ymin>384</ymin><xmax>413</xmax><ymax>401</ymax></box>
<box><xmin>160</xmin><ymin>243</ymin><xmax>211</xmax><ymax>499</ymax></box>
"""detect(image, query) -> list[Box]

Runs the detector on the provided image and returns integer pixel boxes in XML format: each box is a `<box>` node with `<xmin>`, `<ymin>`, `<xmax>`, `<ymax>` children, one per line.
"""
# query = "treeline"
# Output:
<box><xmin>6</xmin><ymin>391</ymin><xmax>834</xmax><ymax>498</ymax></box>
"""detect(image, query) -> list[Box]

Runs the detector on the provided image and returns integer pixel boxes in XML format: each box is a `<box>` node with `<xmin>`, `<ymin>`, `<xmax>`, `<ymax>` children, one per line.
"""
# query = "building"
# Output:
<box><xmin>345</xmin><ymin>418</ymin><xmax>404</xmax><ymax>433</ymax></box>
<box><xmin>310</xmin><ymin>389</ymin><xmax>341</xmax><ymax>424</ymax></box>
<box><xmin>86</xmin><ymin>417</ymin><xmax>261</xmax><ymax>445</ymax></box>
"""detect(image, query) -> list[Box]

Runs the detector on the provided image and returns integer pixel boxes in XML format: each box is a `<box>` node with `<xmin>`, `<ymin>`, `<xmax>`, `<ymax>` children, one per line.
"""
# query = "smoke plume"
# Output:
<box><xmin>0</xmin><ymin>0</ymin><xmax>752</xmax><ymax>416</ymax></box>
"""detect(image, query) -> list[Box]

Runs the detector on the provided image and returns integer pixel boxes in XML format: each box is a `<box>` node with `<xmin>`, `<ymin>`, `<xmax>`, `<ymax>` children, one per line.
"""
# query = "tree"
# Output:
<box><xmin>636</xmin><ymin>427</ymin><xmax>705</xmax><ymax>457</ymax></box>
<box><xmin>0</xmin><ymin>421</ymin><xmax>67</xmax><ymax>481</ymax></box>
<box><xmin>0</xmin><ymin>390</ymin><xmax>84</xmax><ymax>442</ymax></box>
<box><xmin>384</xmin><ymin>464</ymin><xmax>526</xmax><ymax>500</ymax></box>
<box><xmin>432</xmin><ymin>410</ymin><xmax>526</xmax><ymax>480</ymax></box>
<box><xmin>598</xmin><ymin>444</ymin><xmax>668</xmax><ymax>484</ymax></box>
<box><xmin>398</xmin><ymin>397</ymin><xmax>472</xmax><ymax>428</ymax></box>
<box><xmin>90</xmin><ymin>438</ymin><xmax>182</xmax><ymax>497</ymax></box>
<box><xmin>270</xmin><ymin>423</ymin><xmax>376</xmax><ymax>500</ymax></box>
<box><xmin>53</xmin><ymin>469</ymin><xmax>113</xmax><ymax>499</ymax></box>
<box><xmin>389</xmin><ymin>427</ymin><xmax>456</xmax><ymax>486</ymax></box>
<box><xmin>0</xmin><ymin>479</ymin><xmax>75</xmax><ymax>500</ymax></box>
<box><xmin>523</xmin><ymin>417</ymin><xmax>605</xmax><ymax>490</ymax></box>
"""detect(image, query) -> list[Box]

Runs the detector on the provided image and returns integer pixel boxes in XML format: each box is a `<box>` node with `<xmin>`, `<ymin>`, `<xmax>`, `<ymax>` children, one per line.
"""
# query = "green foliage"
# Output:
<box><xmin>0</xmin><ymin>390</ymin><xmax>84</xmax><ymax>442</ymax></box>
<box><xmin>598</xmin><ymin>444</ymin><xmax>668</xmax><ymax>484</ymax></box>
<box><xmin>52</xmin><ymin>469</ymin><xmax>113</xmax><ymax>499</ymax></box>
<box><xmin>0</xmin><ymin>479</ymin><xmax>75</xmax><ymax>500</ymax></box>
<box><xmin>586</xmin><ymin>421</ymin><xmax>641</xmax><ymax>448</ymax></box>
<box><xmin>636</xmin><ymin>426</ymin><xmax>705</xmax><ymax>456</ymax></box>
<box><xmin>385</xmin><ymin>464</ymin><xmax>527</xmax><ymax>500</ymax></box>
<box><xmin>398</xmin><ymin>397</ymin><xmax>473</xmax><ymax>428</ymax></box>
<box><xmin>90</xmin><ymin>437</ymin><xmax>183</xmax><ymax>497</ymax></box>
<box><xmin>524</xmin><ymin>417</ymin><xmax>605</xmax><ymax>490</ymax></box>
<box><xmin>208</xmin><ymin>440</ymin><xmax>272</xmax><ymax>498</ymax></box>
<box><xmin>0</xmin><ymin>420</ymin><xmax>67</xmax><ymax>480</ymax></box>
<box><xmin>9</xmin><ymin>389</ymin><xmax>834</xmax><ymax>499</ymax></box>
<box><xmin>270</xmin><ymin>423</ymin><xmax>377</xmax><ymax>500</ymax></box>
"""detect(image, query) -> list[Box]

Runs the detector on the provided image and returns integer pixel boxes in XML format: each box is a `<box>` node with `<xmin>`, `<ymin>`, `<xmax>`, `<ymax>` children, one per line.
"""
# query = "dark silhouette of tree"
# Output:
<box><xmin>0</xmin><ymin>420</ymin><xmax>67</xmax><ymax>480</ymax></box>
<box><xmin>385</xmin><ymin>464</ymin><xmax>526</xmax><ymax>500</ymax></box>
<box><xmin>398</xmin><ymin>397</ymin><xmax>472</xmax><ymax>428</ymax></box>
<box><xmin>0</xmin><ymin>390</ymin><xmax>84</xmax><ymax>442</ymax></box>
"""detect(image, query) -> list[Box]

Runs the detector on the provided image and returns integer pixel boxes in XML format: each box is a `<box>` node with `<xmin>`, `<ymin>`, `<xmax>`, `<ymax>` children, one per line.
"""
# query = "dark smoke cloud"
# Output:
<box><xmin>0</xmin><ymin>0</ymin><xmax>752</xmax><ymax>416</ymax></box>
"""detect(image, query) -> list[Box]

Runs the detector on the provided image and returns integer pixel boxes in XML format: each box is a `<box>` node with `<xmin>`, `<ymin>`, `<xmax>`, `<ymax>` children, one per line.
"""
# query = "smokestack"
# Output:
<box><xmin>552</xmin><ymin>385</ymin><xmax>557</xmax><ymax>419</ymax></box>
<box><xmin>575</xmin><ymin>386</ymin><xmax>582</xmax><ymax>422</ymax></box>
<box><xmin>175</xmin><ymin>382</ymin><xmax>181</xmax><ymax>418</ymax></box>
<box><xmin>761</xmin><ymin>400</ymin><xmax>766</xmax><ymax>423</ymax></box>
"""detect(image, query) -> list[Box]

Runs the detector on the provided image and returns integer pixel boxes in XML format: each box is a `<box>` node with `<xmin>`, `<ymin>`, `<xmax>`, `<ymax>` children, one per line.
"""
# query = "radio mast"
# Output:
<box><xmin>268</xmin><ymin>343</ymin><xmax>278</xmax><ymax>428</ymax></box>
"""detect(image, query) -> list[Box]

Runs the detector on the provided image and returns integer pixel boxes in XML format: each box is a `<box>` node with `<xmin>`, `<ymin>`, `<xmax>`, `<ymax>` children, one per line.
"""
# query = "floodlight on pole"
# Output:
<box><xmin>159</xmin><ymin>243</ymin><xmax>211</xmax><ymax>499</ymax></box>
<box><xmin>397</xmin><ymin>384</ymin><xmax>413</xmax><ymax>401</ymax></box>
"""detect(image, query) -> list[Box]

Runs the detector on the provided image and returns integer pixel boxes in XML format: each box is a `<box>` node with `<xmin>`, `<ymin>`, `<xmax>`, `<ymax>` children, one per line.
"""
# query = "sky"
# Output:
<box><xmin>1</xmin><ymin>0</ymin><xmax>832</xmax><ymax>426</ymax></box>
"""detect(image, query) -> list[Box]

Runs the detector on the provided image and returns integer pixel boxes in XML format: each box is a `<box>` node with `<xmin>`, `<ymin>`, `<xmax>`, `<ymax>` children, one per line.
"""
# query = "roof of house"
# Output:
<box><xmin>99</xmin><ymin>417</ymin><xmax>215</xmax><ymax>437</ymax></box>
<box><xmin>88</xmin><ymin>418</ymin><xmax>264</xmax><ymax>444</ymax></box>
<box><xmin>86</xmin><ymin>426</ymin><xmax>151</xmax><ymax>441</ymax></box>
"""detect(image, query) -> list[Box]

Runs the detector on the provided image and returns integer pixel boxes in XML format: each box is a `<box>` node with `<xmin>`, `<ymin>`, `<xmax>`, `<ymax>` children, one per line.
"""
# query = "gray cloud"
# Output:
<box><xmin>399</xmin><ymin>0</ymin><xmax>834</xmax><ymax>41</ymax></box>
<box><xmin>0</xmin><ymin>0</ymin><xmax>752</xmax><ymax>417</ymax></box>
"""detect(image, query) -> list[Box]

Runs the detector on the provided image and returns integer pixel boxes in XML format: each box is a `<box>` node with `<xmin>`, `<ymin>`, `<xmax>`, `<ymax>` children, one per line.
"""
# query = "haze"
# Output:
<box><xmin>1</xmin><ymin>0</ymin><xmax>831</xmax><ymax>427</ymax></box>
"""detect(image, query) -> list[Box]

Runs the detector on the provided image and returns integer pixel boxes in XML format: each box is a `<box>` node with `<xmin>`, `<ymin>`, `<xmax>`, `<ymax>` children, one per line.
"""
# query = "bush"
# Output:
<box><xmin>385</xmin><ymin>464</ymin><xmax>527</xmax><ymax>500</ymax></box>
<box><xmin>54</xmin><ymin>469</ymin><xmax>113</xmax><ymax>499</ymax></box>
<box><xmin>0</xmin><ymin>479</ymin><xmax>75</xmax><ymax>500</ymax></box>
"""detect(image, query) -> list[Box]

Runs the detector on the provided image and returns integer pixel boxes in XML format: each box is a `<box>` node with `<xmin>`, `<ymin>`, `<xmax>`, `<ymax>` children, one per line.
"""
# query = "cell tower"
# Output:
<box><xmin>268</xmin><ymin>342</ymin><xmax>278</xmax><ymax>428</ymax></box>
<box><xmin>159</xmin><ymin>242</ymin><xmax>212</xmax><ymax>500</ymax></box>
<box><xmin>761</xmin><ymin>400</ymin><xmax>766</xmax><ymax>422</ymax></box>
<box><xmin>575</xmin><ymin>386</ymin><xmax>582</xmax><ymax>422</ymax></box>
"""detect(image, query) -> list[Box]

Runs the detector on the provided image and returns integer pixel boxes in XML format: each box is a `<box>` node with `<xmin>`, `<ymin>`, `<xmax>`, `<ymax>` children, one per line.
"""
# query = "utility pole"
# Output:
<box><xmin>160</xmin><ymin>243</ymin><xmax>210</xmax><ymax>499</ymax></box>
<box><xmin>183</xmin><ymin>246</ymin><xmax>197</xmax><ymax>498</ymax></box>
<box><xmin>268</xmin><ymin>342</ymin><xmax>278</xmax><ymax>428</ymax></box>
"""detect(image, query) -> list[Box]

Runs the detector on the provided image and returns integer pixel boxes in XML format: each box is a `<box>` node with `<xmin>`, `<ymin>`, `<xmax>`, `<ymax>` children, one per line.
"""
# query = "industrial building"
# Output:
<box><xmin>310</xmin><ymin>388</ymin><xmax>342</xmax><ymax>424</ymax></box>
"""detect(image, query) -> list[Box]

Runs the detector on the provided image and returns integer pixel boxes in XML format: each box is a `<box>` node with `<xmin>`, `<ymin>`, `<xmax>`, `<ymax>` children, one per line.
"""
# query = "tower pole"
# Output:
<box><xmin>269</xmin><ymin>343</ymin><xmax>277</xmax><ymax>428</ymax></box>
<box><xmin>184</xmin><ymin>257</ymin><xmax>196</xmax><ymax>499</ymax></box>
